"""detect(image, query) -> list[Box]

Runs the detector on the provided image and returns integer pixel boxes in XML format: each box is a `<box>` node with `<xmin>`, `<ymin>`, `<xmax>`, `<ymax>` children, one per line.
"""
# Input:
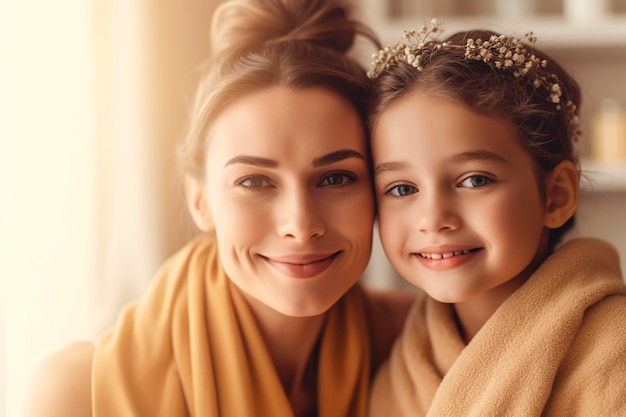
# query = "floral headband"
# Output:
<box><xmin>368</xmin><ymin>19</ymin><xmax>580</xmax><ymax>142</ymax></box>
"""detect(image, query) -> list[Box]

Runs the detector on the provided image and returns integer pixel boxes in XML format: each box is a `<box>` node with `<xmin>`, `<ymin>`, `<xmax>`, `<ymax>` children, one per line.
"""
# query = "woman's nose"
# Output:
<box><xmin>276</xmin><ymin>190</ymin><xmax>326</xmax><ymax>241</ymax></box>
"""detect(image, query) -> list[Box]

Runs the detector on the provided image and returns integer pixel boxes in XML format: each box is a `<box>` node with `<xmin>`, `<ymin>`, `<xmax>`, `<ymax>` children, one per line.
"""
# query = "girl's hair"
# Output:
<box><xmin>369</xmin><ymin>28</ymin><xmax>582</xmax><ymax>248</ymax></box>
<box><xmin>179</xmin><ymin>0</ymin><xmax>380</xmax><ymax>180</ymax></box>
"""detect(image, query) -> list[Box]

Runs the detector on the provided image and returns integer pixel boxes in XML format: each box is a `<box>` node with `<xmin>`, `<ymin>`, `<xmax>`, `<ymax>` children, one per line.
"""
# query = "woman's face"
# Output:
<box><xmin>196</xmin><ymin>86</ymin><xmax>374</xmax><ymax>317</ymax></box>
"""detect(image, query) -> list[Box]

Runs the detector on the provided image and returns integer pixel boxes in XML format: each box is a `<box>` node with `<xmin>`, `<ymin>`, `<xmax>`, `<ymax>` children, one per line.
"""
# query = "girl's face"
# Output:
<box><xmin>372</xmin><ymin>92</ymin><xmax>550</xmax><ymax>305</ymax></box>
<box><xmin>198</xmin><ymin>86</ymin><xmax>374</xmax><ymax>317</ymax></box>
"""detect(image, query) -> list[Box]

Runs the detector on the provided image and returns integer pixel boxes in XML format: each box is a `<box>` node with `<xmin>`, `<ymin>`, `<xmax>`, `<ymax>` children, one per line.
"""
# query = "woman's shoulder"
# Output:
<box><xmin>359</xmin><ymin>286</ymin><xmax>420</xmax><ymax>372</ymax></box>
<box><xmin>22</xmin><ymin>341</ymin><xmax>94</xmax><ymax>417</ymax></box>
<box><xmin>364</xmin><ymin>286</ymin><xmax>418</xmax><ymax>331</ymax></box>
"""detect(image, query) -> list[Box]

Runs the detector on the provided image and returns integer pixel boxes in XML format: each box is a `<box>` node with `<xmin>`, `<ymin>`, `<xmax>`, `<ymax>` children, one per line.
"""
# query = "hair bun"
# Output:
<box><xmin>210</xmin><ymin>0</ymin><xmax>362</xmax><ymax>61</ymax></box>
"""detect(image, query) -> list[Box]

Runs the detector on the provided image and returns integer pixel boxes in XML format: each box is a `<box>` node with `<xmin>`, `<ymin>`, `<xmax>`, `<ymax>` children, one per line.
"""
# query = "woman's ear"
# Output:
<box><xmin>185</xmin><ymin>174</ymin><xmax>214</xmax><ymax>231</ymax></box>
<box><xmin>544</xmin><ymin>160</ymin><xmax>579</xmax><ymax>229</ymax></box>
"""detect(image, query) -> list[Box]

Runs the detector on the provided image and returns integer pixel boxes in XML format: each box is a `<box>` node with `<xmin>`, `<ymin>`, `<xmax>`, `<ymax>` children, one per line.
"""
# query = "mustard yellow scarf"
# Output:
<box><xmin>370</xmin><ymin>238</ymin><xmax>626</xmax><ymax>416</ymax></box>
<box><xmin>93</xmin><ymin>232</ymin><xmax>389</xmax><ymax>416</ymax></box>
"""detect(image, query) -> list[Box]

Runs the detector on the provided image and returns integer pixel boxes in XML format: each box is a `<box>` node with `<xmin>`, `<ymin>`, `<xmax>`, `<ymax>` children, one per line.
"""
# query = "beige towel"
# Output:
<box><xmin>93</xmin><ymin>231</ymin><xmax>393</xmax><ymax>416</ymax></box>
<box><xmin>370</xmin><ymin>238</ymin><xmax>626</xmax><ymax>416</ymax></box>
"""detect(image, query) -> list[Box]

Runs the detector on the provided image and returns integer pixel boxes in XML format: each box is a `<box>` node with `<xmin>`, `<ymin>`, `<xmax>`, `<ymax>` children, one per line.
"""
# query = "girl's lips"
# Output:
<box><xmin>419</xmin><ymin>249</ymin><xmax>472</xmax><ymax>259</ymax></box>
<box><xmin>413</xmin><ymin>247</ymin><xmax>482</xmax><ymax>271</ymax></box>
<box><xmin>264</xmin><ymin>252</ymin><xmax>341</xmax><ymax>279</ymax></box>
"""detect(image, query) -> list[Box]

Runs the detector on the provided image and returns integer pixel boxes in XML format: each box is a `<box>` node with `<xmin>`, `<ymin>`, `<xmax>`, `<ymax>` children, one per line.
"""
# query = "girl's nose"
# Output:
<box><xmin>416</xmin><ymin>190</ymin><xmax>461</xmax><ymax>234</ymax></box>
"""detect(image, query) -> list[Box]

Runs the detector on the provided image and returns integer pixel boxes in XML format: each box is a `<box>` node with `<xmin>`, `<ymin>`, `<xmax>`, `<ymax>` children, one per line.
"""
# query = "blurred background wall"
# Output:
<box><xmin>2</xmin><ymin>1</ymin><xmax>221</xmax><ymax>415</ymax></box>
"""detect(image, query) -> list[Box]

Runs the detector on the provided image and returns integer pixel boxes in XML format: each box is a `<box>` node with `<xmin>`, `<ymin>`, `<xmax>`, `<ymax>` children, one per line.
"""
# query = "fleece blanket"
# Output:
<box><xmin>369</xmin><ymin>238</ymin><xmax>626</xmax><ymax>417</ymax></box>
<box><xmin>92</xmin><ymin>231</ymin><xmax>392</xmax><ymax>417</ymax></box>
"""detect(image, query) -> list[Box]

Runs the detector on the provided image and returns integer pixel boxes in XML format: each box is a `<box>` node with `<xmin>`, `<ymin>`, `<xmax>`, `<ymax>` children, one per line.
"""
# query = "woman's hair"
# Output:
<box><xmin>179</xmin><ymin>0</ymin><xmax>380</xmax><ymax>180</ymax></box>
<box><xmin>369</xmin><ymin>26</ymin><xmax>582</xmax><ymax>248</ymax></box>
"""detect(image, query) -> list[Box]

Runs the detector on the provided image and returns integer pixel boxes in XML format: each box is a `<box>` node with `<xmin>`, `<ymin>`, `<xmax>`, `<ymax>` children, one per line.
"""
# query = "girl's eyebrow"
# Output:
<box><xmin>452</xmin><ymin>150</ymin><xmax>508</xmax><ymax>164</ymax></box>
<box><xmin>226</xmin><ymin>149</ymin><xmax>365</xmax><ymax>168</ymax></box>
<box><xmin>375</xmin><ymin>161</ymin><xmax>407</xmax><ymax>176</ymax></box>
<box><xmin>374</xmin><ymin>150</ymin><xmax>507</xmax><ymax>177</ymax></box>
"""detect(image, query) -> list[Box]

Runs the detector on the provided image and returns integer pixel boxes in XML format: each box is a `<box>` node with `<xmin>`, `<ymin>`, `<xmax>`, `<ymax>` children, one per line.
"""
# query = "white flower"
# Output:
<box><xmin>367</xmin><ymin>21</ymin><xmax>578</xmax><ymax>142</ymax></box>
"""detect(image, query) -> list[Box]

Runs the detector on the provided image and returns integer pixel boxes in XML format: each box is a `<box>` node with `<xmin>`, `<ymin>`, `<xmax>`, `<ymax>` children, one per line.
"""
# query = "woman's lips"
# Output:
<box><xmin>264</xmin><ymin>252</ymin><xmax>340</xmax><ymax>279</ymax></box>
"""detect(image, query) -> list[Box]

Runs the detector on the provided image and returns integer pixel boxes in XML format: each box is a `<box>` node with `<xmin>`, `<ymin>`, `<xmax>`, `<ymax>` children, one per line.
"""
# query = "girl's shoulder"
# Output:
<box><xmin>22</xmin><ymin>341</ymin><xmax>94</xmax><ymax>417</ymax></box>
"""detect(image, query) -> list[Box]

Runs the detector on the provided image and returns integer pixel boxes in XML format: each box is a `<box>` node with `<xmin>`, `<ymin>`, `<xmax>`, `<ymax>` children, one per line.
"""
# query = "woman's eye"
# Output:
<box><xmin>236</xmin><ymin>175</ymin><xmax>272</xmax><ymax>188</ymax></box>
<box><xmin>459</xmin><ymin>175</ymin><xmax>492</xmax><ymax>188</ymax></box>
<box><xmin>386</xmin><ymin>184</ymin><xmax>418</xmax><ymax>197</ymax></box>
<box><xmin>319</xmin><ymin>172</ymin><xmax>356</xmax><ymax>187</ymax></box>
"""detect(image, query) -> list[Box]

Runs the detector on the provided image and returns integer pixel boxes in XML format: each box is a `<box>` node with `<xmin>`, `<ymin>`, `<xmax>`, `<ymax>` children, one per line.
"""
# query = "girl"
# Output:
<box><xmin>23</xmin><ymin>1</ymin><xmax>414</xmax><ymax>416</ymax></box>
<box><xmin>367</xmin><ymin>21</ymin><xmax>626</xmax><ymax>416</ymax></box>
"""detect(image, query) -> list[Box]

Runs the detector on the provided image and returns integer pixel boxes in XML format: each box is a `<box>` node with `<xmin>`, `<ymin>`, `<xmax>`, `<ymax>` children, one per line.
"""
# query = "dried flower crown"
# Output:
<box><xmin>369</xmin><ymin>19</ymin><xmax>580</xmax><ymax>142</ymax></box>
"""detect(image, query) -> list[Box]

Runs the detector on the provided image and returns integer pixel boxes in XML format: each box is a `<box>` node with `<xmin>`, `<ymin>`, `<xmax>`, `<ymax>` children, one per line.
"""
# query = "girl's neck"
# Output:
<box><xmin>453</xmin><ymin>272</ymin><xmax>528</xmax><ymax>342</ymax></box>
<box><xmin>454</xmin><ymin>241</ymin><xmax>551</xmax><ymax>343</ymax></box>
<box><xmin>244</xmin><ymin>295</ymin><xmax>327</xmax><ymax>416</ymax></box>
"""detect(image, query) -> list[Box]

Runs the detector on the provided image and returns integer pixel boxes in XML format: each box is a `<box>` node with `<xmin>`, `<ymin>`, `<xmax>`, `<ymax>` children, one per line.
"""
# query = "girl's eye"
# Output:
<box><xmin>385</xmin><ymin>183</ymin><xmax>418</xmax><ymax>197</ymax></box>
<box><xmin>459</xmin><ymin>175</ymin><xmax>492</xmax><ymax>188</ymax></box>
<box><xmin>236</xmin><ymin>175</ymin><xmax>272</xmax><ymax>188</ymax></box>
<box><xmin>319</xmin><ymin>172</ymin><xmax>356</xmax><ymax>187</ymax></box>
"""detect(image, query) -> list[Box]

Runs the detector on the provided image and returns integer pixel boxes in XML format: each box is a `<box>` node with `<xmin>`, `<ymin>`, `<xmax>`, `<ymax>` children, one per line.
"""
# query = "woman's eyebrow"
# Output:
<box><xmin>225</xmin><ymin>149</ymin><xmax>365</xmax><ymax>168</ymax></box>
<box><xmin>312</xmin><ymin>149</ymin><xmax>365</xmax><ymax>167</ymax></box>
<box><xmin>224</xmin><ymin>155</ymin><xmax>278</xmax><ymax>168</ymax></box>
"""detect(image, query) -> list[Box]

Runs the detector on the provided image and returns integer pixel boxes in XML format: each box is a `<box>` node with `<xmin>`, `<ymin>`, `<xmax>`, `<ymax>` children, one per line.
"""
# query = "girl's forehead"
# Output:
<box><xmin>372</xmin><ymin>92</ymin><xmax>527</xmax><ymax>163</ymax></box>
<box><xmin>374</xmin><ymin>92</ymin><xmax>507</xmax><ymax>137</ymax></box>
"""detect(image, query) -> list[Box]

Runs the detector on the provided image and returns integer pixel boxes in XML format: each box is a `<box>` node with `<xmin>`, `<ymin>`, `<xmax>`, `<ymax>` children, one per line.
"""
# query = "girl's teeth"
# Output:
<box><xmin>420</xmin><ymin>249</ymin><xmax>472</xmax><ymax>259</ymax></box>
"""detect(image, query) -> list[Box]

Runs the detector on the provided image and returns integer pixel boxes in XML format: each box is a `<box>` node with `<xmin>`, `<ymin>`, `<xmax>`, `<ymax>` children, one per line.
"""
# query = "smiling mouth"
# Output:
<box><xmin>263</xmin><ymin>251</ymin><xmax>341</xmax><ymax>279</ymax></box>
<box><xmin>418</xmin><ymin>248</ymin><xmax>481</xmax><ymax>259</ymax></box>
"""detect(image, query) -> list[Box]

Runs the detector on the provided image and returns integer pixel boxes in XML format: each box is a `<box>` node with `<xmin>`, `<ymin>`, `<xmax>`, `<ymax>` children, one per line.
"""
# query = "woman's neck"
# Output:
<box><xmin>244</xmin><ymin>294</ymin><xmax>327</xmax><ymax>416</ymax></box>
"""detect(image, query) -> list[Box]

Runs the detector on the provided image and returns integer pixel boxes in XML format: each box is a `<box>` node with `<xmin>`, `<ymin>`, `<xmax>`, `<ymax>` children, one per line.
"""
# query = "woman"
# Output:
<box><xmin>22</xmin><ymin>1</ymin><xmax>414</xmax><ymax>416</ymax></box>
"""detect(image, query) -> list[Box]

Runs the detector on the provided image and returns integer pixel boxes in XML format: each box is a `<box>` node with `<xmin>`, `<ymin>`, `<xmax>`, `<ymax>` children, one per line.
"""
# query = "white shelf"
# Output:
<box><xmin>371</xmin><ymin>16</ymin><xmax>626</xmax><ymax>50</ymax></box>
<box><xmin>581</xmin><ymin>159</ymin><xmax>626</xmax><ymax>192</ymax></box>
